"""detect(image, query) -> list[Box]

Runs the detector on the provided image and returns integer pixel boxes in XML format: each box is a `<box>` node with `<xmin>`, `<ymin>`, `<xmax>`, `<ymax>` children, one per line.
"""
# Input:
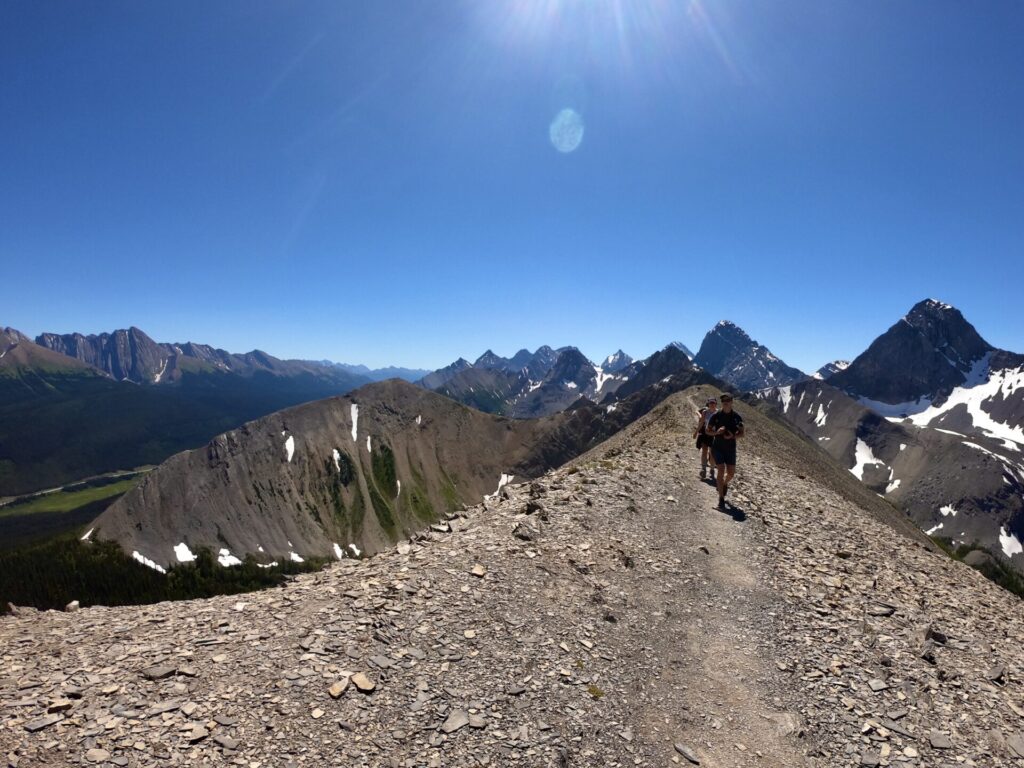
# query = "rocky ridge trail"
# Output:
<box><xmin>3</xmin><ymin>388</ymin><xmax>1024</xmax><ymax>767</ymax></box>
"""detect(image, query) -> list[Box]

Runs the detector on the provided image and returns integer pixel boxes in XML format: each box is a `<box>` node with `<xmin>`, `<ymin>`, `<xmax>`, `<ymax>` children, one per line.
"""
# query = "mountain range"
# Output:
<box><xmin>7</xmin><ymin>299</ymin><xmax>1024</xmax><ymax>584</ymax></box>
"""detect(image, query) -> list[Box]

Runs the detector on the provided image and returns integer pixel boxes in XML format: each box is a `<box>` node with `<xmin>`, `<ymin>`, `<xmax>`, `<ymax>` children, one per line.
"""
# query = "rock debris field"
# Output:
<box><xmin>4</xmin><ymin>388</ymin><xmax>1024</xmax><ymax>767</ymax></box>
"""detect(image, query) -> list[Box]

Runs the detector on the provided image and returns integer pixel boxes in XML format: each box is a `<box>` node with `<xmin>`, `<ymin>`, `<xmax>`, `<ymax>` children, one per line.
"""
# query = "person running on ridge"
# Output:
<box><xmin>706</xmin><ymin>393</ymin><xmax>744</xmax><ymax>510</ymax></box>
<box><xmin>694</xmin><ymin>397</ymin><xmax>718</xmax><ymax>481</ymax></box>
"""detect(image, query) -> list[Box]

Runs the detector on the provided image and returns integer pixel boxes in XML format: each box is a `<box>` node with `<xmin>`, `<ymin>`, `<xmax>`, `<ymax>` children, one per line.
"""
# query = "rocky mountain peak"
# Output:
<box><xmin>473</xmin><ymin>350</ymin><xmax>507</xmax><ymax>370</ymax></box>
<box><xmin>694</xmin><ymin>322</ymin><xmax>804</xmax><ymax>392</ymax></box>
<box><xmin>830</xmin><ymin>300</ymin><xmax>993</xmax><ymax>403</ymax></box>
<box><xmin>601</xmin><ymin>350</ymin><xmax>633</xmax><ymax>373</ymax></box>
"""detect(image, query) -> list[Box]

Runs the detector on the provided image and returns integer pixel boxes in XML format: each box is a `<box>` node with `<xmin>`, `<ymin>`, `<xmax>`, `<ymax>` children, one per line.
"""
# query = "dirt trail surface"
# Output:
<box><xmin>4</xmin><ymin>388</ymin><xmax>1024</xmax><ymax>767</ymax></box>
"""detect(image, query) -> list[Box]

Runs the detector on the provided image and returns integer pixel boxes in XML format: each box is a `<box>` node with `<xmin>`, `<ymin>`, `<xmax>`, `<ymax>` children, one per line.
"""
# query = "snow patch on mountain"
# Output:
<box><xmin>851</xmin><ymin>439</ymin><xmax>886</xmax><ymax>481</ymax></box>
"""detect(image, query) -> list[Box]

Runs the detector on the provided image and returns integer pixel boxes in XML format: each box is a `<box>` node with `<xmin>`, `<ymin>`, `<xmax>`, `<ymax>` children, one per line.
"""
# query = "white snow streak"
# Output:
<box><xmin>925</xmin><ymin>523</ymin><xmax>944</xmax><ymax>536</ymax></box>
<box><xmin>332</xmin><ymin>448</ymin><xmax>341</xmax><ymax>471</ymax></box>
<box><xmin>333</xmin><ymin>543</ymin><xmax>344</xmax><ymax>560</ymax></box>
<box><xmin>174</xmin><ymin>543</ymin><xmax>197</xmax><ymax>562</ymax></box>
<box><xmin>485</xmin><ymin>473</ymin><xmax>514</xmax><ymax>500</ymax></box>
<box><xmin>284</xmin><ymin>435</ymin><xmax>295</xmax><ymax>462</ymax></box>
<box><xmin>777</xmin><ymin>386</ymin><xmax>793</xmax><ymax>414</ymax></box>
<box><xmin>416</xmin><ymin>414</ymin><xmax>422</xmax><ymax>425</ymax></box>
<box><xmin>592</xmin><ymin>365</ymin><xmax>613</xmax><ymax>394</ymax></box>
<box><xmin>885</xmin><ymin>478</ymin><xmax>902</xmax><ymax>494</ymax></box>
<box><xmin>80</xmin><ymin>528</ymin><xmax>94</xmax><ymax>542</ymax></box>
<box><xmin>940</xmin><ymin>504</ymin><xmax>958</xmax><ymax>517</ymax></box>
<box><xmin>366</xmin><ymin>435</ymin><xmax>372</xmax><ymax>453</ymax></box>
<box><xmin>1000</xmin><ymin>527</ymin><xmax>1023</xmax><ymax>558</ymax></box>
<box><xmin>814</xmin><ymin>403</ymin><xmax>828</xmax><ymax>427</ymax></box>
<box><xmin>396</xmin><ymin>479</ymin><xmax>401</xmax><ymax>497</ymax></box>
<box><xmin>153</xmin><ymin>358</ymin><xmax>169</xmax><ymax>383</ymax></box>
<box><xmin>132</xmin><ymin>551</ymin><xmax>167</xmax><ymax>574</ymax></box>
<box><xmin>350</xmin><ymin>404</ymin><xmax>359</xmax><ymax>441</ymax></box>
<box><xmin>349</xmin><ymin>543</ymin><xmax>361</xmax><ymax>557</ymax></box>
<box><xmin>289</xmin><ymin>552</ymin><xmax>304</xmax><ymax>563</ymax></box>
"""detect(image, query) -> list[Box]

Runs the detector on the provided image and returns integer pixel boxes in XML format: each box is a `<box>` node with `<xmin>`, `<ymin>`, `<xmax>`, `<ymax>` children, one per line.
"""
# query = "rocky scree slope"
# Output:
<box><xmin>89</xmin><ymin>369</ymin><xmax>720</xmax><ymax>570</ymax></box>
<box><xmin>4</xmin><ymin>388</ymin><xmax>1024</xmax><ymax>767</ymax></box>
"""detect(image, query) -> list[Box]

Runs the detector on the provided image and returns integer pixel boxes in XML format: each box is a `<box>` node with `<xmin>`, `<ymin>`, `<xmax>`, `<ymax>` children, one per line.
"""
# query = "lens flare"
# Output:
<box><xmin>549</xmin><ymin>108</ymin><xmax>584</xmax><ymax>153</ymax></box>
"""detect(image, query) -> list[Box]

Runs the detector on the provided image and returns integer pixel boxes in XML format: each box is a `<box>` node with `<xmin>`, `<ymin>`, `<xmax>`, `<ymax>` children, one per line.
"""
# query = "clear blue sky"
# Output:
<box><xmin>3</xmin><ymin>1</ymin><xmax>1022</xmax><ymax>371</ymax></box>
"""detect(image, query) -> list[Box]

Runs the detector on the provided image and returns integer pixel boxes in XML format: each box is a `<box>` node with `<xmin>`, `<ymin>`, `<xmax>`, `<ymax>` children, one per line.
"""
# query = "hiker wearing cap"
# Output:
<box><xmin>694</xmin><ymin>397</ymin><xmax>718</xmax><ymax>481</ymax></box>
<box><xmin>706</xmin><ymin>393</ymin><xmax>744</xmax><ymax>509</ymax></box>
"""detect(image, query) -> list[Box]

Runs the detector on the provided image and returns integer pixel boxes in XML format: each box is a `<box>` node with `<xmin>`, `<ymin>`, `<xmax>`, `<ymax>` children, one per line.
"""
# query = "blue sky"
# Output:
<box><xmin>3</xmin><ymin>1</ymin><xmax>1022</xmax><ymax>371</ymax></box>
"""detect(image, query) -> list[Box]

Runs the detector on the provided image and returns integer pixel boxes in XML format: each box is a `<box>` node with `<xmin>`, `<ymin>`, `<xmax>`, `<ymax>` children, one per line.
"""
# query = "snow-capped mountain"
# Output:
<box><xmin>813</xmin><ymin>360</ymin><xmax>849</xmax><ymax>380</ymax></box>
<box><xmin>601</xmin><ymin>350</ymin><xmax>634</xmax><ymax>374</ymax></box>
<box><xmin>760</xmin><ymin>299</ymin><xmax>1024</xmax><ymax>574</ymax></box>
<box><xmin>419</xmin><ymin>344</ymin><xmax>699</xmax><ymax>418</ymax></box>
<box><xmin>693</xmin><ymin>321</ymin><xmax>805</xmax><ymax>391</ymax></box>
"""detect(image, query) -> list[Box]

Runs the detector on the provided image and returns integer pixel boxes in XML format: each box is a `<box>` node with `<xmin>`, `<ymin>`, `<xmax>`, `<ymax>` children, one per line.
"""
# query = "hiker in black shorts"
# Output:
<box><xmin>706</xmin><ymin>393</ymin><xmax>744</xmax><ymax>509</ymax></box>
<box><xmin>694</xmin><ymin>397</ymin><xmax>718</xmax><ymax>481</ymax></box>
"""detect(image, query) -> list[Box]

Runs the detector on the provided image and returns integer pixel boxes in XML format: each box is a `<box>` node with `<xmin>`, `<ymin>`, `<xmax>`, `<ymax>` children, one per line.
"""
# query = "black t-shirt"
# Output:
<box><xmin>707</xmin><ymin>409</ymin><xmax>743</xmax><ymax>449</ymax></box>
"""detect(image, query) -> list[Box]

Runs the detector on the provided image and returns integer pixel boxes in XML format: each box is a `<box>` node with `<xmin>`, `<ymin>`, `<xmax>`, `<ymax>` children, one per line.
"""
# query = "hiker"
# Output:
<box><xmin>706</xmin><ymin>393</ymin><xmax>744</xmax><ymax>509</ymax></box>
<box><xmin>694</xmin><ymin>397</ymin><xmax>718</xmax><ymax>481</ymax></box>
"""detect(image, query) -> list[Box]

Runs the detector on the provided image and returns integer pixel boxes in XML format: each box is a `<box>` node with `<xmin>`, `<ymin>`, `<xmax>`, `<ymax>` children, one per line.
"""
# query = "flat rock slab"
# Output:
<box><xmin>23</xmin><ymin>714</ymin><xmax>63</xmax><ymax>732</ymax></box>
<box><xmin>442</xmin><ymin>709</ymin><xmax>470</xmax><ymax>733</ymax></box>
<box><xmin>141</xmin><ymin>665</ymin><xmax>177</xmax><ymax>680</ymax></box>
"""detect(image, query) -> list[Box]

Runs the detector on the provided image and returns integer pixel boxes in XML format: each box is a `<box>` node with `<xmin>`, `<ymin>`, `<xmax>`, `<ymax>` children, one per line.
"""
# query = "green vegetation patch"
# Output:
<box><xmin>368</xmin><ymin>483</ymin><xmax>396</xmax><ymax>536</ymax></box>
<box><xmin>371</xmin><ymin>443</ymin><xmax>398</xmax><ymax>497</ymax></box>
<box><xmin>1</xmin><ymin>477</ymin><xmax>141</xmax><ymax>518</ymax></box>
<box><xmin>0</xmin><ymin>539</ymin><xmax>326</xmax><ymax>614</ymax></box>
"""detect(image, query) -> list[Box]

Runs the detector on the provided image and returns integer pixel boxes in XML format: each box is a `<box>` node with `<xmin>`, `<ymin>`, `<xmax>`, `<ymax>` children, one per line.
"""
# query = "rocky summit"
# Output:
<box><xmin>4</xmin><ymin>387</ymin><xmax>1024</xmax><ymax>767</ymax></box>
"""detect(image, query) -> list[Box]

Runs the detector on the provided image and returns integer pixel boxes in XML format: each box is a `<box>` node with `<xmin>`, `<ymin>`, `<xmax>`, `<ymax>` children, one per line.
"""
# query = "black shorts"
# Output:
<box><xmin>712</xmin><ymin>444</ymin><xmax>737</xmax><ymax>467</ymax></box>
<box><xmin>698</xmin><ymin>434</ymin><xmax>714</xmax><ymax>448</ymax></box>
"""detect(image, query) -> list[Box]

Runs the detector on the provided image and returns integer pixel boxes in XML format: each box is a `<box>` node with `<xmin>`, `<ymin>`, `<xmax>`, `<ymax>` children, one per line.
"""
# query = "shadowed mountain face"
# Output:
<box><xmin>91</xmin><ymin>368</ymin><xmax>719</xmax><ymax>568</ymax></box>
<box><xmin>694</xmin><ymin>321</ymin><xmax>805</xmax><ymax>392</ymax></box>
<box><xmin>828</xmin><ymin>299</ymin><xmax>994</xmax><ymax>404</ymax></box>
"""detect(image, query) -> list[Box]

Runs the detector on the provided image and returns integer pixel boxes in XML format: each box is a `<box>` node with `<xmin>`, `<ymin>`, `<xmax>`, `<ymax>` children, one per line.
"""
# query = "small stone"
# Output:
<box><xmin>187</xmin><ymin>725</ymin><xmax>209</xmax><ymax>743</ymax></box>
<box><xmin>214</xmin><ymin>734</ymin><xmax>239</xmax><ymax>750</ymax></box>
<box><xmin>674</xmin><ymin>743</ymin><xmax>700</xmax><ymax>764</ymax></box>
<box><xmin>929</xmin><ymin>731</ymin><xmax>952</xmax><ymax>750</ymax></box>
<box><xmin>328</xmin><ymin>678</ymin><xmax>349</xmax><ymax>699</ymax></box>
<box><xmin>442</xmin><ymin>710</ymin><xmax>470</xmax><ymax>733</ymax></box>
<box><xmin>351</xmin><ymin>673</ymin><xmax>376</xmax><ymax>693</ymax></box>
<box><xmin>311</xmin><ymin>708</ymin><xmax>325</xmax><ymax>719</ymax></box>
<box><xmin>65</xmin><ymin>600</ymin><xmax>80</xmax><ymax>612</ymax></box>
<box><xmin>987</xmin><ymin>664</ymin><xmax>1006</xmax><ymax>684</ymax></box>
<box><xmin>141</xmin><ymin>665</ymin><xmax>176</xmax><ymax>681</ymax></box>
<box><xmin>464</xmin><ymin>630</ymin><xmax>477</xmax><ymax>639</ymax></box>
<box><xmin>85</xmin><ymin>748</ymin><xmax>110</xmax><ymax>763</ymax></box>
<box><xmin>47</xmin><ymin>699</ymin><xmax>74</xmax><ymax>713</ymax></box>
<box><xmin>868</xmin><ymin>679</ymin><xmax>889</xmax><ymax>692</ymax></box>
<box><xmin>471</xmin><ymin>564</ymin><xmax>486</xmax><ymax>578</ymax></box>
<box><xmin>860</xmin><ymin>752</ymin><xmax>880</xmax><ymax>767</ymax></box>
